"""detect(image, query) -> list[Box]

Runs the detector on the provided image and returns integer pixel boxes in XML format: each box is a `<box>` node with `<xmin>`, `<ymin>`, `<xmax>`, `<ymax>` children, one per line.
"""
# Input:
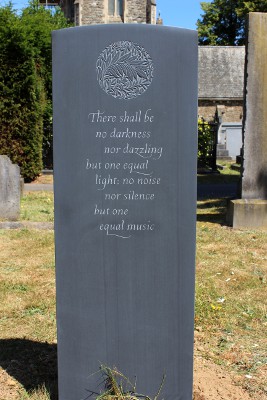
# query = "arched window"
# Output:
<box><xmin>74</xmin><ymin>0</ymin><xmax>80</xmax><ymax>26</ymax></box>
<box><xmin>108</xmin><ymin>0</ymin><xmax>123</xmax><ymax>17</ymax></box>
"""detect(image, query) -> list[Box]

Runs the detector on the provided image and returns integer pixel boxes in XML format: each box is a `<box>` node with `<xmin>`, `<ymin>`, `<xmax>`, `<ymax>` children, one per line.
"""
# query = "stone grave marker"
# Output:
<box><xmin>0</xmin><ymin>155</ymin><xmax>21</xmax><ymax>220</ymax></box>
<box><xmin>228</xmin><ymin>13</ymin><xmax>267</xmax><ymax>228</ymax></box>
<box><xmin>53</xmin><ymin>24</ymin><xmax>198</xmax><ymax>400</ymax></box>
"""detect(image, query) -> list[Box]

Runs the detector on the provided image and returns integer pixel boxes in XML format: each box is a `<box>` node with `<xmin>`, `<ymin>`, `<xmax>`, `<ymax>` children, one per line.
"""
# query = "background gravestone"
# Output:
<box><xmin>228</xmin><ymin>13</ymin><xmax>267</xmax><ymax>228</ymax></box>
<box><xmin>0</xmin><ymin>155</ymin><xmax>21</xmax><ymax>220</ymax></box>
<box><xmin>53</xmin><ymin>24</ymin><xmax>198</xmax><ymax>400</ymax></box>
<box><xmin>242</xmin><ymin>13</ymin><xmax>267</xmax><ymax>200</ymax></box>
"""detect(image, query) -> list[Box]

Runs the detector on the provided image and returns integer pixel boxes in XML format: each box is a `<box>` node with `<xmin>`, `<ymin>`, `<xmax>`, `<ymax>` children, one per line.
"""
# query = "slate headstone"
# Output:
<box><xmin>0</xmin><ymin>155</ymin><xmax>21</xmax><ymax>220</ymax></box>
<box><xmin>53</xmin><ymin>24</ymin><xmax>198</xmax><ymax>400</ymax></box>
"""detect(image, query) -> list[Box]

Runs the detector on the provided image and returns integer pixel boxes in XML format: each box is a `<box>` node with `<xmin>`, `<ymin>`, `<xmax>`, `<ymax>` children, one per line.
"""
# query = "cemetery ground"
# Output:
<box><xmin>0</xmin><ymin>169</ymin><xmax>267</xmax><ymax>400</ymax></box>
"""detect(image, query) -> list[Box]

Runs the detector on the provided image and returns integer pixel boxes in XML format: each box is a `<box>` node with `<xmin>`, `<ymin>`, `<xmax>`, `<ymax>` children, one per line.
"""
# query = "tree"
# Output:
<box><xmin>197</xmin><ymin>0</ymin><xmax>267</xmax><ymax>45</ymax></box>
<box><xmin>20</xmin><ymin>1</ymin><xmax>70</xmax><ymax>169</ymax></box>
<box><xmin>0</xmin><ymin>4</ymin><xmax>44</xmax><ymax>181</ymax></box>
<box><xmin>0</xmin><ymin>1</ymin><xmax>70</xmax><ymax>180</ymax></box>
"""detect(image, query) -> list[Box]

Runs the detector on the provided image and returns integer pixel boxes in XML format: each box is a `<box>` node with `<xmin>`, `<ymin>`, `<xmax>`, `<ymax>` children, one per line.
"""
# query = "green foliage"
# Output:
<box><xmin>0</xmin><ymin>1</ymin><xmax>69</xmax><ymax>180</ymax></box>
<box><xmin>21</xmin><ymin>1</ymin><xmax>69</xmax><ymax>97</ymax></box>
<box><xmin>198</xmin><ymin>118</ymin><xmax>214</xmax><ymax>167</ymax></box>
<box><xmin>20</xmin><ymin>2</ymin><xmax>70</xmax><ymax>171</ymax></box>
<box><xmin>91</xmin><ymin>365</ymin><xmax>165</xmax><ymax>400</ymax></box>
<box><xmin>197</xmin><ymin>0</ymin><xmax>267</xmax><ymax>45</ymax></box>
<box><xmin>0</xmin><ymin>4</ymin><xmax>44</xmax><ymax>181</ymax></box>
<box><xmin>42</xmin><ymin>101</ymin><xmax>53</xmax><ymax>169</ymax></box>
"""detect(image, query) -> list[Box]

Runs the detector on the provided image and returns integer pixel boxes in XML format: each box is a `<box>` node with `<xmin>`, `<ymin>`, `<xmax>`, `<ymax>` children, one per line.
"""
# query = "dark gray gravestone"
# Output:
<box><xmin>53</xmin><ymin>25</ymin><xmax>198</xmax><ymax>400</ymax></box>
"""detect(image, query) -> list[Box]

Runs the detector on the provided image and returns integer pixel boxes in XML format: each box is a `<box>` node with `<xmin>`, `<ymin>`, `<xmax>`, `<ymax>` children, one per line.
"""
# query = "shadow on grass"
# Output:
<box><xmin>197</xmin><ymin>199</ymin><xmax>227</xmax><ymax>225</ymax></box>
<box><xmin>197</xmin><ymin>173</ymin><xmax>240</xmax><ymax>185</ymax></box>
<box><xmin>0</xmin><ymin>338</ymin><xmax>58</xmax><ymax>399</ymax></box>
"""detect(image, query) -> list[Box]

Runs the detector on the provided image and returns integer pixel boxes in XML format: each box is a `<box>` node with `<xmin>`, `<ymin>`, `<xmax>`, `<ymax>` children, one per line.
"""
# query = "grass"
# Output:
<box><xmin>196</xmin><ymin>201</ymin><xmax>267</xmax><ymax>398</ymax></box>
<box><xmin>31</xmin><ymin>175</ymin><xmax>53</xmax><ymax>185</ymax></box>
<box><xmin>0</xmin><ymin>228</ymin><xmax>56</xmax><ymax>400</ymax></box>
<box><xmin>198</xmin><ymin>161</ymin><xmax>241</xmax><ymax>184</ymax></box>
<box><xmin>0</xmin><ymin>229</ymin><xmax>55</xmax><ymax>342</ymax></box>
<box><xmin>90</xmin><ymin>365</ymin><xmax>165</xmax><ymax>400</ymax></box>
<box><xmin>20</xmin><ymin>193</ymin><xmax>54</xmax><ymax>222</ymax></box>
<box><xmin>19</xmin><ymin>386</ymin><xmax>52</xmax><ymax>400</ymax></box>
<box><xmin>0</xmin><ymin>189</ymin><xmax>267</xmax><ymax>399</ymax></box>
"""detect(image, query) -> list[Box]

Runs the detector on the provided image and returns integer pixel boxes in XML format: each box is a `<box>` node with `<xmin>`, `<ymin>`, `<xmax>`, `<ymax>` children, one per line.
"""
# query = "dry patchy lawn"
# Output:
<box><xmin>0</xmin><ymin>229</ymin><xmax>56</xmax><ymax>400</ymax></box>
<box><xmin>32</xmin><ymin>175</ymin><xmax>53</xmax><ymax>185</ymax></box>
<box><xmin>196</xmin><ymin>199</ymin><xmax>267</xmax><ymax>398</ymax></box>
<box><xmin>0</xmin><ymin>193</ymin><xmax>266</xmax><ymax>399</ymax></box>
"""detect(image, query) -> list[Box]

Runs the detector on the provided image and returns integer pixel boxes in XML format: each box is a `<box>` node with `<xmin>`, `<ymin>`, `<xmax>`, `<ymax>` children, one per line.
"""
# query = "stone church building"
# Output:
<box><xmin>61</xmin><ymin>0</ymin><xmax>161</xmax><ymax>27</ymax></box>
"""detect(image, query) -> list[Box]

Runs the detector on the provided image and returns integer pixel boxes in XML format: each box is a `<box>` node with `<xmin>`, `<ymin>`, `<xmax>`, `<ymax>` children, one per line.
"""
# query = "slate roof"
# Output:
<box><xmin>198</xmin><ymin>46</ymin><xmax>245</xmax><ymax>100</ymax></box>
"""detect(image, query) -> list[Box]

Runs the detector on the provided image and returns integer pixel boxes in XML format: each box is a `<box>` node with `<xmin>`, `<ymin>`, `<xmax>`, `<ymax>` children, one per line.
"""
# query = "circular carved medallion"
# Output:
<box><xmin>96</xmin><ymin>41</ymin><xmax>154</xmax><ymax>100</ymax></box>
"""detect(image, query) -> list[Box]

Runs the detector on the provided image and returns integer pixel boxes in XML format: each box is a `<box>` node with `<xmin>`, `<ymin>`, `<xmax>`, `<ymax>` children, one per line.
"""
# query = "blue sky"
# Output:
<box><xmin>157</xmin><ymin>0</ymin><xmax>202</xmax><ymax>30</ymax></box>
<box><xmin>2</xmin><ymin>0</ymin><xmax>203</xmax><ymax>30</ymax></box>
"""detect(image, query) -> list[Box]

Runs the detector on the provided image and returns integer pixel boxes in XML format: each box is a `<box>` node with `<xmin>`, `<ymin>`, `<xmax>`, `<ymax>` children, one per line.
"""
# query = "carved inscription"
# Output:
<box><xmin>96</xmin><ymin>41</ymin><xmax>154</xmax><ymax>100</ymax></box>
<box><xmin>86</xmin><ymin>108</ymin><xmax>163</xmax><ymax>239</ymax></box>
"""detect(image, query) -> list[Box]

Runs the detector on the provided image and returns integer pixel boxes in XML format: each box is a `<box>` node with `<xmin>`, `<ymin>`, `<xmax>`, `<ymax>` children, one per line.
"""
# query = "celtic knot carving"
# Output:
<box><xmin>96</xmin><ymin>41</ymin><xmax>154</xmax><ymax>100</ymax></box>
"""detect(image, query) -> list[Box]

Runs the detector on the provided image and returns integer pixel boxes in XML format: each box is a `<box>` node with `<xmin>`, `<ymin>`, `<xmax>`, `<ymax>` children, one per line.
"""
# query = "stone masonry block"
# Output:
<box><xmin>227</xmin><ymin>199</ymin><xmax>267</xmax><ymax>229</ymax></box>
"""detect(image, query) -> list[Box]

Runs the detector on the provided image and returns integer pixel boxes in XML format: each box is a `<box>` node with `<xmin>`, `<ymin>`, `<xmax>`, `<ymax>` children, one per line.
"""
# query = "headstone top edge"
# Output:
<box><xmin>0</xmin><ymin>155</ymin><xmax>20</xmax><ymax>169</ymax></box>
<box><xmin>248</xmin><ymin>11</ymin><xmax>267</xmax><ymax>16</ymax></box>
<box><xmin>52</xmin><ymin>24</ymin><xmax>197</xmax><ymax>38</ymax></box>
<box><xmin>0</xmin><ymin>154</ymin><xmax>13</xmax><ymax>164</ymax></box>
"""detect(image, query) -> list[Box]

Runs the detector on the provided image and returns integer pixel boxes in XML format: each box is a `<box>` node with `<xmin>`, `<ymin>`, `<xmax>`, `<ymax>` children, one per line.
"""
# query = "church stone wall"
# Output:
<box><xmin>78</xmin><ymin>0</ymin><xmax>150</xmax><ymax>26</ymax></box>
<box><xmin>146</xmin><ymin>0</ymin><xmax>156</xmax><ymax>24</ymax></box>
<box><xmin>198</xmin><ymin>100</ymin><xmax>243</xmax><ymax>123</ymax></box>
<box><xmin>125</xmin><ymin>0</ymin><xmax>147</xmax><ymax>23</ymax></box>
<box><xmin>81</xmin><ymin>0</ymin><xmax>105</xmax><ymax>25</ymax></box>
